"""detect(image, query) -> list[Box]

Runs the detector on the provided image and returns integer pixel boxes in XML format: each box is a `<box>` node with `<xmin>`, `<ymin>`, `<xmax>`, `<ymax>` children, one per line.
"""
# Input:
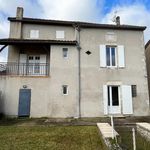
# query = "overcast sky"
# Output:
<box><xmin>0</xmin><ymin>0</ymin><xmax>150</xmax><ymax>61</ymax></box>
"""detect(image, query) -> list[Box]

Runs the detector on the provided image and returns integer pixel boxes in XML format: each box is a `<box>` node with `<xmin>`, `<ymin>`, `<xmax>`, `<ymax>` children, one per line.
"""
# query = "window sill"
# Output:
<box><xmin>100</xmin><ymin>66</ymin><xmax>125</xmax><ymax>69</ymax></box>
<box><xmin>106</xmin><ymin>66</ymin><xmax>118</xmax><ymax>69</ymax></box>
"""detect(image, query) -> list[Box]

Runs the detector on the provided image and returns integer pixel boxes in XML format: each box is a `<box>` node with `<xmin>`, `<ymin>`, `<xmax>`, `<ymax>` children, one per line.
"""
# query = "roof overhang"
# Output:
<box><xmin>0</xmin><ymin>38</ymin><xmax>77</xmax><ymax>45</ymax></box>
<box><xmin>8</xmin><ymin>17</ymin><xmax>146</xmax><ymax>31</ymax></box>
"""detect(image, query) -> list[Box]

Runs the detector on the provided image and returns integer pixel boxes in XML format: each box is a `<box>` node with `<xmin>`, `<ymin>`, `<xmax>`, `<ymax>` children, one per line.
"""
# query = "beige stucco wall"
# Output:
<box><xmin>79</xmin><ymin>28</ymin><xmax>149</xmax><ymax>117</ymax></box>
<box><xmin>9</xmin><ymin>22</ymin><xmax>22</xmax><ymax>38</ymax></box>
<box><xmin>0</xmin><ymin>45</ymin><xmax>78</xmax><ymax>118</ymax></box>
<box><xmin>22</xmin><ymin>24</ymin><xmax>75</xmax><ymax>40</ymax></box>
<box><xmin>1</xmin><ymin>23</ymin><xmax>149</xmax><ymax>117</ymax></box>
<box><xmin>7</xmin><ymin>46</ymin><xmax>20</xmax><ymax>62</ymax></box>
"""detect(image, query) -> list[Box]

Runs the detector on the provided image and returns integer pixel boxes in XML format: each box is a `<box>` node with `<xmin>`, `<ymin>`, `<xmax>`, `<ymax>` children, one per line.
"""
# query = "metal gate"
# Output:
<box><xmin>18</xmin><ymin>89</ymin><xmax>31</xmax><ymax>117</ymax></box>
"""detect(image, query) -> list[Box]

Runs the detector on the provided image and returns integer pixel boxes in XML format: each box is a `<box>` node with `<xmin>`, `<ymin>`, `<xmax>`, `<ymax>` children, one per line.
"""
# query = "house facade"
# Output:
<box><xmin>0</xmin><ymin>7</ymin><xmax>149</xmax><ymax>118</ymax></box>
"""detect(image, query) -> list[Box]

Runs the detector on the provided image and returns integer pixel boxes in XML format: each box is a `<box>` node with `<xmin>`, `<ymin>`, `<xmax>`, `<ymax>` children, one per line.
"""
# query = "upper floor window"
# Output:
<box><xmin>56</xmin><ymin>31</ymin><xmax>65</xmax><ymax>39</ymax></box>
<box><xmin>30</xmin><ymin>30</ymin><xmax>39</xmax><ymax>39</ymax></box>
<box><xmin>100</xmin><ymin>45</ymin><xmax>125</xmax><ymax>68</ymax></box>
<box><xmin>106</xmin><ymin>46</ymin><xmax>116</xmax><ymax>67</ymax></box>
<box><xmin>63</xmin><ymin>48</ymin><xmax>68</xmax><ymax>58</ymax></box>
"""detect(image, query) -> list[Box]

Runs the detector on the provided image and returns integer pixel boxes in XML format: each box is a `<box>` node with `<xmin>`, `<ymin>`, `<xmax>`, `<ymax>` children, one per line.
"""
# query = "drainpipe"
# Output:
<box><xmin>74</xmin><ymin>24</ymin><xmax>81</xmax><ymax>118</ymax></box>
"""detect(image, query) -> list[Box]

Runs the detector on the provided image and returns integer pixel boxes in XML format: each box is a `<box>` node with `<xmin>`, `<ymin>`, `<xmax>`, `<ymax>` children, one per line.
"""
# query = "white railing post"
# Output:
<box><xmin>111</xmin><ymin>115</ymin><xmax>115</xmax><ymax>139</ymax></box>
<box><xmin>132</xmin><ymin>128</ymin><xmax>136</xmax><ymax>150</ymax></box>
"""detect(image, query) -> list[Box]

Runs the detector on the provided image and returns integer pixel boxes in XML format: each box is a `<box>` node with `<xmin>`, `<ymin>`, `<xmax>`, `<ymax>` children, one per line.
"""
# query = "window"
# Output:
<box><xmin>56</xmin><ymin>31</ymin><xmax>65</xmax><ymax>39</ymax></box>
<box><xmin>100</xmin><ymin>45</ymin><xmax>125</xmax><ymax>68</ymax></box>
<box><xmin>106</xmin><ymin>46</ymin><xmax>116</xmax><ymax>67</ymax></box>
<box><xmin>28</xmin><ymin>55</ymin><xmax>40</xmax><ymax>74</ymax></box>
<box><xmin>63</xmin><ymin>48</ymin><xmax>68</xmax><ymax>58</ymax></box>
<box><xmin>30</xmin><ymin>30</ymin><xmax>39</xmax><ymax>39</ymax></box>
<box><xmin>28</xmin><ymin>56</ymin><xmax>33</xmax><ymax>60</ymax></box>
<box><xmin>62</xmin><ymin>85</ymin><xmax>68</xmax><ymax>95</ymax></box>
<box><xmin>131</xmin><ymin>85</ymin><xmax>137</xmax><ymax>97</ymax></box>
<box><xmin>107</xmin><ymin>86</ymin><xmax>119</xmax><ymax>106</ymax></box>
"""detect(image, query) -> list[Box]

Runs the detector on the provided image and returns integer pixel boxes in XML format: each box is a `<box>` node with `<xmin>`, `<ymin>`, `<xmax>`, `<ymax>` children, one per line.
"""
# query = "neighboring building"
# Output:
<box><xmin>145</xmin><ymin>40</ymin><xmax>150</xmax><ymax>102</ymax></box>
<box><xmin>0</xmin><ymin>7</ymin><xmax>149</xmax><ymax>118</ymax></box>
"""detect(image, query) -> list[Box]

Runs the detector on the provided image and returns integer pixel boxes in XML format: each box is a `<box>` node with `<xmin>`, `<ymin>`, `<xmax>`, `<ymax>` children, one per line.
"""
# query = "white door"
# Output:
<box><xmin>108</xmin><ymin>86</ymin><xmax>121</xmax><ymax>114</ymax></box>
<box><xmin>28</xmin><ymin>55</ymin><xmax>40</xmax><ymax>75</ymax></box>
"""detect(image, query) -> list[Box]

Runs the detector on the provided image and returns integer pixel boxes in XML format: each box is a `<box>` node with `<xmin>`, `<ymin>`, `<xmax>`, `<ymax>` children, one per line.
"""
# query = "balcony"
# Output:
<box><xmin>0</xmin><ymin>62</ymin><xmax>49</xmax><ymax>76</ymax></box>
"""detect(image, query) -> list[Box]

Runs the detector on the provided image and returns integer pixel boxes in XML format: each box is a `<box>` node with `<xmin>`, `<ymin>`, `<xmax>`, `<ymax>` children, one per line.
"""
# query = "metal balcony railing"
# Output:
<box><xmin>0</xmin><ymin>62</ymin><xmax>49</xmax><ymax>76</ymax></box>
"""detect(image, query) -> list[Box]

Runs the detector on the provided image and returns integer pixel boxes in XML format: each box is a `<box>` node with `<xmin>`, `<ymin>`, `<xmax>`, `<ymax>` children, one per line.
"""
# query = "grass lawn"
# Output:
<box><xmin>0</xmin><ymin>124</ymin><xmax>107</xmax><ymax>150</ymax></box>
<box><xmin>116</xmin><ymin>126</ymin><xmax>150</xmax><ymax>150</ymax></box>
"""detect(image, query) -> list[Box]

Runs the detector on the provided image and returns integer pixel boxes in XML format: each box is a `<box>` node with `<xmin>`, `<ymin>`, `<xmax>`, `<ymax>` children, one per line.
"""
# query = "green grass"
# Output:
<box><xmin>0</xmin><ymin>125</ymin><xmax>107</xmax><ymax>150</ymax></box>
<box><xmin>116</xmin><ymin>127</ymin><xmax>150</xmax><ymax>150</ymax></box>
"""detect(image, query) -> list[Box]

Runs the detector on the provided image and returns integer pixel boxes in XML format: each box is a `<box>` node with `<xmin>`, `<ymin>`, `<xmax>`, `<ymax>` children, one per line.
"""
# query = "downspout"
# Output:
<box><xmin>74</xmin><ymin>24</ymin><xmax>81</xmax><ymax>118</ymax></box>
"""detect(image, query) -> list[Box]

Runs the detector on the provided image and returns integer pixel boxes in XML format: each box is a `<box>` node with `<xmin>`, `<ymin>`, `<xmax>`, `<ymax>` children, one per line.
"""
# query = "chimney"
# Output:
<box><xmin>116</xmin><ymin>16</ymin><xmax>120</xmax><ymax>25</ymax></box>
<box><xmin>16</xmin><ymin>7</ymin><xmax>23</xmax><ymax>19</ymax></box>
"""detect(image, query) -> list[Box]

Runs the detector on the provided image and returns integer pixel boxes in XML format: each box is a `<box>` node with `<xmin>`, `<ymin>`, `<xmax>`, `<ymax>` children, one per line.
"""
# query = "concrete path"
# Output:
<box><xmin>97</xmin><ymin>123</ymin><xmax>119</xmax><ymax>138</ymax></box>
<box><xmin>136</xmin><ymin>122</ymin><xmax>150</xmax><ymax>130</ymax></box>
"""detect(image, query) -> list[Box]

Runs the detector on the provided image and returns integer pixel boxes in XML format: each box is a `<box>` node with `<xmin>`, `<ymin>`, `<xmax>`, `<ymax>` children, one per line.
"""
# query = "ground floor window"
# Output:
<box><xmin>62</xmin><ymin>85</ymin><xmax>68</xmax><ymax>95</ymax></box>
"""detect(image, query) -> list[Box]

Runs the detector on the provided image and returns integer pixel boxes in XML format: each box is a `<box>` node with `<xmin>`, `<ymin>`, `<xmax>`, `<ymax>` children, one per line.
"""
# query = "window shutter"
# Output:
<box><xmin>19</xmin><ymin>54</ymin><xmax>27</xmax><ymax>75</ymax></box>
<box><xmin>56</xmin><ymin>31</ymin><xmax>65</xmax><ymax>39</ymax></box>
<box><xmin>118</xmin><ymin>45</ymin><xmax>125</xmax><ymax>68</ymax></box>
<box><xmin>103</xmin><ymin>85</ymin><xmax>108</xmax><ymax>115</ymax></box>
<box><xmin>30</xmin><ymin>30</ymin><xmax>39</xmax><ymax>39</ymax></box>
<box><xmin>122</xmin><ymin>85</ymin><xmax>133</xmax><ymax>114</ymax></box>
<box><xmin>100</xmin><ymin>45</ymin><xmax>106</xmax><ymax>67</ymax></box>
<box><xmin>40</xmin><ymin>55</ymin><xmax>47</xmax><ymax>75</ymax></box>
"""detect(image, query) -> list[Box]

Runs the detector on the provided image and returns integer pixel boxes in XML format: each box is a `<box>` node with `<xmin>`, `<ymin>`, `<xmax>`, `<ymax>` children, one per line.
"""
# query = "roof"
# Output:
<box><xmin>145</xmin><ymin>40</ymin><xmax>150</xmax><ymax>49</ymax></box>
<box><xmin>8</xmin><ymin>17</ymin><xmax>146</xmax><ymax>31</ymax></box>
<box><xmin>0</xmin><ymin>38</ymin><xmax>77</xmax><ymax>45</ymax></box>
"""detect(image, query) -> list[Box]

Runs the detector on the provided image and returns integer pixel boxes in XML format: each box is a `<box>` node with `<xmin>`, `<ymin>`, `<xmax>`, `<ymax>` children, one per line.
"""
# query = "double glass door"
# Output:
<box><xmin>28</xmin><ymin>55</ymin><xmax>40</xmax><ymax>75</ymax></box>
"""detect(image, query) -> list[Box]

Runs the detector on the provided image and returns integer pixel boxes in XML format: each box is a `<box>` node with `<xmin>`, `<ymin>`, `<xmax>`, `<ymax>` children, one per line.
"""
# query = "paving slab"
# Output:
<box><xmin>97</xmin><ymin>123</ymin><xmax>119</xmax><ymax>138</ymax></box>
<box><xmin>136</xmin><ymin>122</ymin><xmax>150</xmax><ymax>130</ymax></box>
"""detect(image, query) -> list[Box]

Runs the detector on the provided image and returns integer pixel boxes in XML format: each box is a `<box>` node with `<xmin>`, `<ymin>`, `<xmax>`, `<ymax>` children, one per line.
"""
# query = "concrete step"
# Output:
<box><xmin>136</xmin><ymin>122</ymin><xmax>150</xmax><ymax>130</ymax></box>
<box><xmin>136</xmin><ymin>122</ymin><xmax>150</xmax><ymax>141</ymax></box>
<box><xmin>97</xmin><ymin>123</ymin><xmax>119</xmax><ymax>138</ymax></box>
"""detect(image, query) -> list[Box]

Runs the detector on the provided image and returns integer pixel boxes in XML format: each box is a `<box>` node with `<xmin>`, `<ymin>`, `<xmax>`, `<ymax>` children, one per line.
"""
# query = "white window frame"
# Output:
<box><xmin>62</xmin><ymin>85</ymin><xmax>68</xmax><ymax>95</ymax></box>
<box><xmin>28</xmin><ymin>55</ymin><xmax>41</xmax><ymax>75</ymax></box>
<box><xmin>106</xmin><ymin>46</ymin><xmax>117</xmax><ymax>68</ymax></box>
<box><xmin>63</xmin><ymin>48</ymin><xmax>68</xmax><ymax>58</ymax></box>
<box><xmin>107</xmin><ymin>85</ymin><xmax>120</xmax><ymax>107</ymax></box>
<box><xmin>56</xmin><ymin>31</ymin><xmax>65</xmax><ymax>39</ymax></box>
<box><xmin>30</xmin><ymin>30</ymin><xmax>39</xmax><ymax>39</ymax></box>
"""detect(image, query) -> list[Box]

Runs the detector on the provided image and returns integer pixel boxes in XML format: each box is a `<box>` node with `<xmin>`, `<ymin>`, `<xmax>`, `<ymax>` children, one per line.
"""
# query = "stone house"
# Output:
<box><xmin>0</xmin><ymin>7</ymin><xmax>149</xmax><ymax>118</ymax></box>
